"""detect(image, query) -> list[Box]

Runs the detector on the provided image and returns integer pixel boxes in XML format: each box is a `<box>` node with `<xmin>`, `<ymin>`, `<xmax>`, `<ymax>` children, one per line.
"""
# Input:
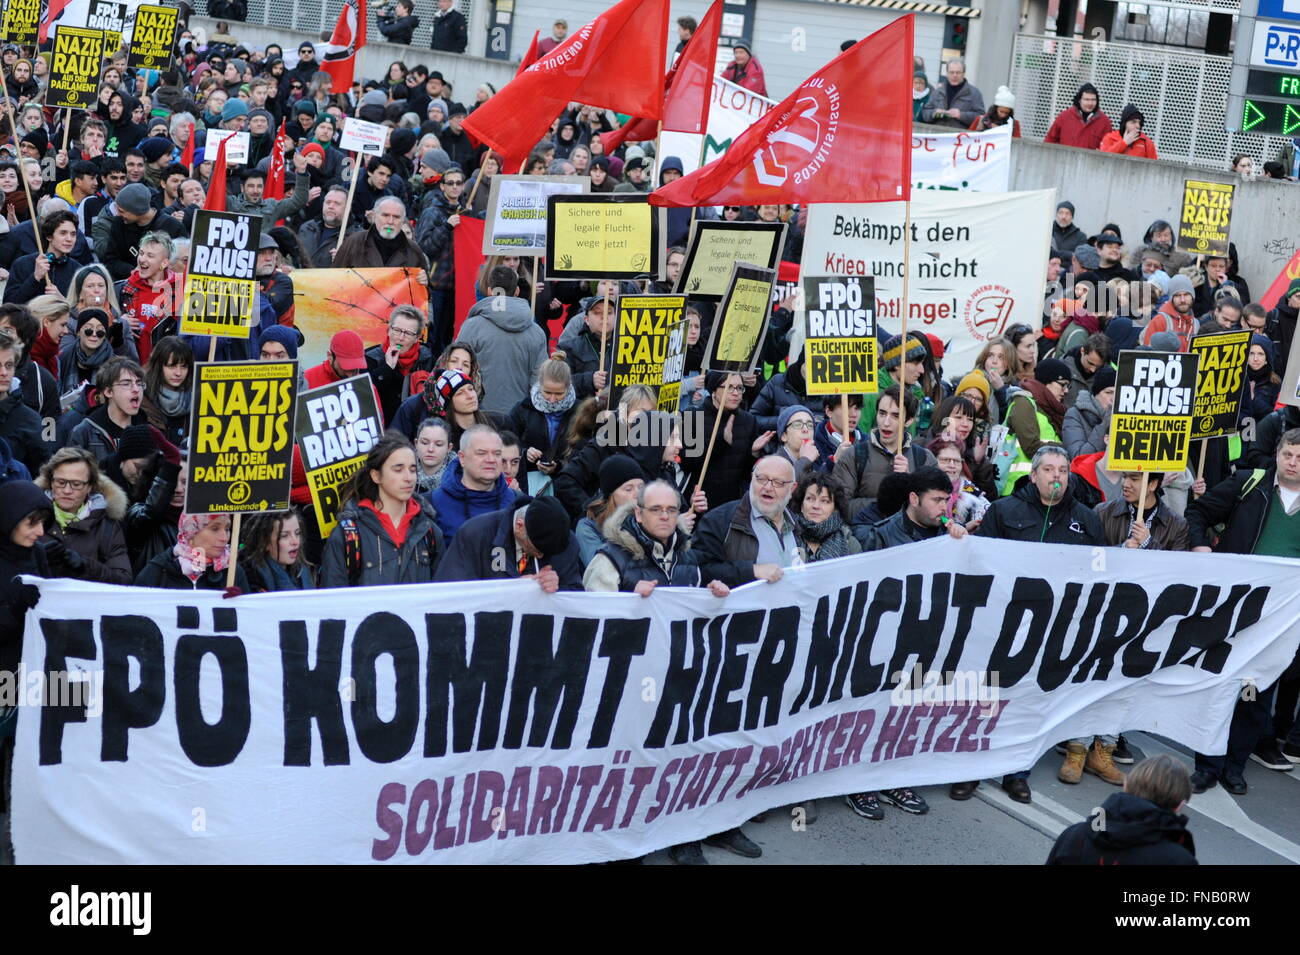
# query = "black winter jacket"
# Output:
<box><xmin>0</xmin><ymin>389</ymin><xmax>48</xmax><ymax>476</ymax></box>
<box><xmin>1047</xmin><ymin>793</ymin><xmax>1196</xmax><ymax>865</ymax></box>
<box><xmin>691</xmin><ymin>493</ymin><xmax>803</xmax><ymax>587</ymax></box>
<box><xmin>1184</xmin><ymin>467</ymin><xmax>1278</xmax><ymax>554</ymax></box>
<box><xmin>433</xmin><ymin>498</ymin><xmax>584</xmax><ymax>589</ymax></box>
<box><xmin>854</xmin><ymin>510</ymin><xmax>945</xmax><ymax>551</ymax></box>
<box><xmin>36</xmin><ymin>474</ymin><xmax>133</xmax><ymax>584</ymax></box>
<box><xmin>134</xmin><ymin>549</ymin><xmax>251</xmax><ymax>590</ymax></box>
<box><xmin>976</xmin><ymin>479</ymin><xmax>1105</xmax><ymax>546</ymax></box>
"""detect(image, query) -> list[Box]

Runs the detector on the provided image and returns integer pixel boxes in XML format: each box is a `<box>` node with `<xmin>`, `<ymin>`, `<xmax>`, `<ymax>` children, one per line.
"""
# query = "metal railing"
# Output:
<box><xmin>207</xmin><ymin>0</ymin><xmax>472</xmax><ymax>52</ymax></box>
<box><xmin>1009</xmin><ymin>31</ymin><xmax>1294</xmax><ymax>171</ymax></box>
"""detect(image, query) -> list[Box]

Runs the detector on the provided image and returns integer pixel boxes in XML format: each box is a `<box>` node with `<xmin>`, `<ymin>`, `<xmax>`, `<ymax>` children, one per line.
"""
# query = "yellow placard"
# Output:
<box><xmin>1107</xmin><ymin>414</ymin><xmax>1192</xmax><ymax>472</ymax></box>
<box><xmin>1177</xmin><ymin>179</ymin><xmax>1234</xmax><ymax>256</ymax></box>
<box><xmin>549</xmin><ymin>199</ymin><xmax>654</xmax><ymax>278</ymax></box>
<box><xmin>610</xmin><ymin>295</ymin><xmax>683</xmax><ymax>401</ymax></box>
<box><xmin>128</xmin><ymin>5</ymin><xmax>179</xmax><ymax>70</ymax></box>
<box><xmin>49</xmin><ymin>27</ymin><xmax>107</xmax><ymax>110</ymax></box>
<box><xmin>807</xmin><ymin>338</ymin><xmax>877</xmax><ymax>395</ymax></box>
<box><xmin>1189</xmin><ymin>330</ymin><xmax>1250</xmax><ymax>438</ymax></box>
<box><xmin>714</xmin><ymin>276</ymin><xmax>771</xmax><ymax>365</ymax></box>
<box><xmin>180</xmin><ymin>275</ymin><xmax>257</xmax><ymax>339</ymax></box>
<box><xmin>679</xmin><ymin>223</ymin><xmax>783</xmax><ymax>299</ymax></box>
<box><xmin>307</xmin><ymin>456</ymin><xmax>366</xmax><ymax>538</ymax></box>
<box><xmin>1</xmin><ymin>0</ymin><xmax>42</xmax><ymax>46</ymax></box>
<box><xmin>656</xmin><ymin>381</ymin><xmax>681</xmax><ymax>413</ymax></box>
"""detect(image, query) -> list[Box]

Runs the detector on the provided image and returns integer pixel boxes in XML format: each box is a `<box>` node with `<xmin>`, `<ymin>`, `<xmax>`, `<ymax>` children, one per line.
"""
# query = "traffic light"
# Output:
<box><xmin>944</xmin><ymin>15</ymin><xmax>969</xmax><ymax>53</ymax></box>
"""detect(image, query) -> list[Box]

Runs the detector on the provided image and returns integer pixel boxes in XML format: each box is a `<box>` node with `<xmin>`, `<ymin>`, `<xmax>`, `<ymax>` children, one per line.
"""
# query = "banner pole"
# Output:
<box><xmin>61</xmin><ymin>108</ymin><xmax>72</xmax><ymax>153</ymax></box>
<box><xmin>1135</xmin><ymin>472</ymin><xmax>1150</xmax><ymax>528</ymax></box>
<box><xmin>530</xmin><ymin>255</ymin><xmax>539</xmax><ymax>315</ymax></box>
<box><xmin>598</xmin><ymin>287</ymin><xmax>610</xmax><ymax>376</ymax></box>
<box><xmin>226</xmin><ymin>513</ymin><xmax>242</xmax><ymax>589</ymax></box>
<box><xmin>335</xmin><ymin>150</ymin><xmax>363</xmax><ymax>255</ymax></box>
<box><xmin>695</xmin><ymin>391</ymin><xmax>727</xmax><ymax>490</ymax></box>
<box><xmin>461</xmin><ymin>168</ymin><xmax>484</xmax><ymax>214</ymax></box>
<box><xmin>841</xmin><ymin>393</ymin><xmax>850</xmax><ymax>445</ymax></box>
<box><xmin>1196</xmin><ymin>439</ymin><xmax>1207</xmax><ymax>493</ymax></box>
<box><xmin>208</xmin><ymin>336</ymin><xmax>218</xmax><ymax>362</ymax></box>
<box><xmin>897</xmin><ymin>197</ymin><xmax>912</xmax><ymax>457</ymax></box>
<box><xmin>1</xmin><ymin>89</ymin><xmax>42</xmax><ymax>256</ymax></box>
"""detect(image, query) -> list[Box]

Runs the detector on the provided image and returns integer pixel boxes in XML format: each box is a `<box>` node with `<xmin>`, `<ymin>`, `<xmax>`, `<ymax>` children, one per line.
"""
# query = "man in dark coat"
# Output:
<box><xmin>692</xmin><ymin>454</ymin><xmax>802</xmax><ymax>587</ymax></box>
<box><xmin>1047</xmin><ymin>756</ymin><xmax>1196</xmax><ymax>865</ymax></box>
<box><xmin>333</xmin><ymin>197</ymin><xmax>431</xmax><ymax>272</ymax></box>
<box><xmin>377</xmin><ymin>0</ymin><xmax>419</xmax><ymax>44</ymax></box>
<box><xmin>430</xmin><ymin>0</ymin><xmax>468</xmax><ymax>53</ymax></box>
<box><xmin>433</xmin><ymin>495</ymin><xmax>582</xmax><ymax>590</ymax></box>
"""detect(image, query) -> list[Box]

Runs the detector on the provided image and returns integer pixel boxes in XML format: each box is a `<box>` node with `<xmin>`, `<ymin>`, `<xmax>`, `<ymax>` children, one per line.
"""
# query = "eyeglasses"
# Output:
<box><xmin>785</xmin><ymin>420</ymin><xmax>814</xmax><ymax>431</ymax></box>
<box><xmin>722</xmin><ymin>384</ymin><xmax>745</xmax><ymax>394</ymax></box>
<box><xmin>443</xmin><ymin>179</ymin><xmax>464</xmax><ymax>187</ymax></box>
<box><xmin>52</xmin><ymin>478</ymin><xmax>89</xmax><ymax>490</ymax></box>
<box><xmin>82</xmin><ymin>326</ymin><xmax>106</xmax><ymax>339</ymax></box>
<box><xmin>388</xmin><ymin>325</ymin><xmax>419</xmax><ymax>339</ymax></box>
<box><xmin>754</xmin><ymin>476</ymin><xmax>794</xmax><ymax>489</ymax></box>
<box><xmin>114</xmin><ymin>378</ymin><xmax>144</xmax><ymax>391</ymax></box>
<box><xmin>641</xmin><ymin>505</ymin><xmax>680</xmax><ymax>517</ymax></box>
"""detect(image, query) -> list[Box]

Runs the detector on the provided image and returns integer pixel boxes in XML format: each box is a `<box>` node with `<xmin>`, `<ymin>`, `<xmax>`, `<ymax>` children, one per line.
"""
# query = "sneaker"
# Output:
<box><xmin>668</xmin><ymin>841</ymin><xmax>708</xmax><ymax>865</ymax></box>
<box><xmin>879</xmin><ymin>788</ymin><xmax>929</xmax><ymax>814</ymax></box>
<box><xmin>844</xmin><ymin>791</ymin><xmax>884</xmax><ymax>820</ymax></box>
<box><xmin>1189</xmin><ymin>770</ymin><xmax>1217</xmax><ymax>794</ymax></box>
<box><xmin>1283</xmin><ymin>741</ymin><xmax>1300</xmax><ymax>764</ymax></box>
<box><xmin>704</xmin><ymin>827</ymin><xmax>762</xmax><ymax>858</ymax></box>
<box><xmin>1112</xmin><ymin>735</ymin><xmax>1135</xmax><ymax>764</ymax></box>
<box><xmin>1251</xmin><ymin>741</ymin><xmax>1294</xmax><ymax>771</ymax></box>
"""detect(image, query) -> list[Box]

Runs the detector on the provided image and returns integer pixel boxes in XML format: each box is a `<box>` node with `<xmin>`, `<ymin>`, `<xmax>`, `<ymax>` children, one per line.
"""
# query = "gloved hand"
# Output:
<box><xmin>150</xmin><ymin>426</ymin><xmax>182</xmax><ymax>466</ymax></box>
<box><xmin>14</xmin><ymin>583</ymin><xmax>40</xmax><ymax>611</ymax></box>
<box><xmin>41</xmin><ymin>537</ymin><xmax>87</xmax><ymax>576</ymax></box>
<box><xmin>223</xmin><ymin>586</ymin><xmax>242</xmax><ymax>599</ymax></box>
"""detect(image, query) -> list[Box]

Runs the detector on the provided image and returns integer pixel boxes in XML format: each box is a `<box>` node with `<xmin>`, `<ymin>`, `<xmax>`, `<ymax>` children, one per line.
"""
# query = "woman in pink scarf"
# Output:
<box><xmin>133</xmin><ymin>513</ymin><xmax>250</xmax><ymax>593</ymax></box>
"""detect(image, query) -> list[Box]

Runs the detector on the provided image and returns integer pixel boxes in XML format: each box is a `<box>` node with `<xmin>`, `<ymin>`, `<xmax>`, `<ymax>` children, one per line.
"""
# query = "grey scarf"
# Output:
<box><xmin>156</xmin><ymin>384</ymin><xmax>191</xmax><ymax>418</ymax></box>
<box><xmin>795</xmin><ymin>512</ymin><xmax>852</xmax><ymax>562</ymax></box>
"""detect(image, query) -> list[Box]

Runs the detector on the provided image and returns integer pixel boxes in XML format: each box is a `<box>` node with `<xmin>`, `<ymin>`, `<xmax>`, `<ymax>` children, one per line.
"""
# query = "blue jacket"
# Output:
<box><xmin>433</xmin><ymin>498</ymin><xmax>583</xmax><ymax>589</ymax></box>
<box><xmin>427</xmin><ymin>457</ymin><xmax>517</xmax><ymax>541</ymax></box>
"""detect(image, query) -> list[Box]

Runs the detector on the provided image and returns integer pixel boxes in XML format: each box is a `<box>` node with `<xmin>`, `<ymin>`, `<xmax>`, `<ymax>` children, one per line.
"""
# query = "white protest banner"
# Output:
<box><xmin>203</xmin><ymin>129</ymin><xmax>251</xmax><ymax>165</ymax></box>
<box><xmin>13</xmin><ymin>538</ymin><xmax>1300</xmax><ymax>865</ymax></box>
<box><xmin>801</xmin><ymin>189</ymin><xmax>1055</xmax><ymax>377</ymax></box>
<box><xmin>660</xmin><ymin>76</ymin><xmax>1010</xmax><ymax>193</ymax></box>
<box><xmin>482</xmin><ymin>174</ymin><xmax>590</xmax><ymax>256</ymax></box>
<box><xmin>340</xmin><ymin>116</ymin><xmax>390</xmax><ymax>155</ymax></box>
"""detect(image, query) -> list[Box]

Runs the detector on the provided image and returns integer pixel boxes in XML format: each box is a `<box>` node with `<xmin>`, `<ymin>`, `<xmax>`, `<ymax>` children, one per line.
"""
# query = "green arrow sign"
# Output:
<box><xmin>1285</xmin><ymin>104</ymin><xmax>1300</xmax><ymax>135</ymax></box>
<box><xmin>1244</xmin><ymin>99</ymin><xmax>1267</xmax><ymax>131</ymax></box>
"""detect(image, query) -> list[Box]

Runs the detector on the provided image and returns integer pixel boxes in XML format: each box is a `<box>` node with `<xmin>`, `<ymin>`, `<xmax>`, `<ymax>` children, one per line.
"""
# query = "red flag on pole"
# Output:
<box><xmin>464</xmin><ymin>0</ymin><xmax>670</xmax><ymax>172</ymax></box>
<box><xmin>265</xmin><ymin>120</ymin><xmax>287</xmax><ymax>203</ymax></box>
<box><xmin>650</xmin><ymin>15</ymin><xmax>914</xmax><ymax>208</ymax></box>
<box><xmin>203</xmin><ymin>134</ymin><xmax>231</xmax><ymax>212</ymax></box>
<box><xmin>453</xmin><ymin>217</ymin><xmax>487</xmax><ymax>337</ymax></box>
<box><xmin>181</xmin><ymin>121</ymin><xmax>195</xmax><ymax>171</ymax></box>
<box><xmin>517</xmin><ymin>31</ymin><xmax>541</xmax><ymax>75</ymax></box>
<box><xmin>599</xmin><ymin>0</ymin><xmax>723</xmax><ymax>153</ymax></box>
<box><xmin>320</xmin><ymin>0</ymin><xmax>367</xmax><ymax>92</ymax></box>
<box><xmin>39</xmin><ymin>0</ymin><xmax>73</xmax><ymax>43</ymax></box>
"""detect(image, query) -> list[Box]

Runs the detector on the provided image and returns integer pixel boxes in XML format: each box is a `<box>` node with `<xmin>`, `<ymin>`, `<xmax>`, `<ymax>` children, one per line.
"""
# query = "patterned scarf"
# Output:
<box><xmin>795</xmin><ymin>511</ymin><xmax>852</xmax><ymax>562</ymax></box>
<box><xmin>174</xmin><ymin>514</ymin><xmax>230</xmax><ymax>581</ymax></box>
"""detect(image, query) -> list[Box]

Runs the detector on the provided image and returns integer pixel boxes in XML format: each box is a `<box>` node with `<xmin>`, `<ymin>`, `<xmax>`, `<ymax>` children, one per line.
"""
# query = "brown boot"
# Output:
<box><xmin>1086</xmin><ymin>740</ymin><xmax>1126</xmax><ymax>785</ymax></box>
<box><xmin>1058</xmin><ymin>742</ymin><xmax>1087</xmax><ymax>784</ymax></box>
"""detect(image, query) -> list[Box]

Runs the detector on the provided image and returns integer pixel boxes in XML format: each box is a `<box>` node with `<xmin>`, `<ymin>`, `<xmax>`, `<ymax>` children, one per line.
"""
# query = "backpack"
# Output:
<box><xmin>337</xmin><ymin>514</ymin><xmax>441</xmax><ymax>586</ymax></box>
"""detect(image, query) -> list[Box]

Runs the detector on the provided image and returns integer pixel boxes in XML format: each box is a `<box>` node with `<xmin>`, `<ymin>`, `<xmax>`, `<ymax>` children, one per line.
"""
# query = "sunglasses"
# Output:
<box><xmin>82</xmin><ymin>326</ymin><xmax>106</xmax><ymax>339</ymax></box>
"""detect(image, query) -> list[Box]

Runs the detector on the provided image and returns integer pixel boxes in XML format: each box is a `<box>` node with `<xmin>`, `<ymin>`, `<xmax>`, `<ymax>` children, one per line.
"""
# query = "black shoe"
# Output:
<box><xmin>879</xmin><ymin>787</ymin><xmax>930</xmax><ymax>815</ymax></box>
<box><xmin>949</xmin><ymin>780</ymin><xmax>979</xmax><ymax>801</ymax></box>
<box><xmin>1002</xmin><ymin>775</ymin><xmax>1032</xmax><ymax>804</ymax></box>
<box><xmin>1222</xmin><ymin>774</ymin><xmax>1248</xmax><ymax>795</ymax></box>
<box><xmin>1190</xmin><ymin>770</ymin><xmax>1217</xmax><ymax>794</ymax></box>
<box><xmin>1112</xmin><ymin>735</ymin><xmax>1135</xmax><ymax>764</ymax></box>
<box><xmin>1250</xmin><ymin>741</ymin><xmax>1295</xmax><ymax>771</ymax></box>
<box><xmin>1283</xmin><ymin>741</ymin><xmax>1300</xmax><ymax>763</ymax></box>
<box><xmin>704</xmin><ymin>827</ymin><xmax>762</xmax><ymax>858</ymax></box>
<box><xmin>844</xmin><ymin>791</ymin><xmax>884</xmax><ymax>820</ymax></box>
<box><xmin>669</xmin><ymin>841</ymin><xmax>708</xmax><ymax>865</ymax></box>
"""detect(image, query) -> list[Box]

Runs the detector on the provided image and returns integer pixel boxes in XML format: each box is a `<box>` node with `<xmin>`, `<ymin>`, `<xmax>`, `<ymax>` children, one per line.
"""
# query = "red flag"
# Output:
<box><xmin>650</xmin><ymin>15</ymin><xmax>914</xmax><ymax>208</ymax></box>
<box><xmin>181</xmin><ymin>121</ymin><xmax>195</xmax><ymax>171</ymax></box>
<box><xmin>1261</xmin><ymin>248</ymin><xmax>1300</xmax><ymax>310</ymax></box>
<box><xmin>517</xmin><ymin>31</ymin><xmax>541</xmax><ymax>75</ymax></box>
<box><xmin>203</xmin><ymin>134</ymin><xmax>231</xmax><ymax>212</ymax></box>
<box><xmin>598</xmin><ymin>0</ymin><xmax>722</xmax><ymax>153</ymax></box>
<box><xmin>464</xmin><ymin>0</ymin><xmax>670</xmax><ymax>172</ymax></box>
<box><xmin>453</xmin><ymin>217</ymin><xmax>487</xmax><ymax>337</ymax></box>
<box><xmin>265</xmin><ymin>121</ymin><xmax>287</xmax><ymax>203</ymax></box>
<box><xmin>320</xmin><ymin>0</ymin><xmax>367</xmax><ymax>92</ymax></box>
<box><xmin>39</xmin><ymin>0</ymin><xmax>73</xmax><ymax>43</ymax></box>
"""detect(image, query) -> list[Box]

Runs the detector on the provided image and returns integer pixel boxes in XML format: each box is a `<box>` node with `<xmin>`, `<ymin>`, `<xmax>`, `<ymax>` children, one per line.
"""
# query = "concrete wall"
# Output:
<box><xmin>1003</xmin><ymin>133</ymin><xmax>1300</xmax><ymax>298</ymax></box>
<box><xmin>189</xmin><ymin>15</ymin><xmax>519</xmax><ymax>98</ymax></box>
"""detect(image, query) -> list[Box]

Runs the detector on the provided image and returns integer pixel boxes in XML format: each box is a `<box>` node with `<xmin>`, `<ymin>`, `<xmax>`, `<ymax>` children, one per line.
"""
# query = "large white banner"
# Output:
<box><xmin>660</xmin><ymin>77</ymin><xmax>1011</xmax><ymax>193</ymax></box>
<box><xmin>801</xmin><ymin>189</ymin><xmax>1056</xmax><ymax>376</ymax></box>
<box><xmin>12</xmin><ymin>538</ymin><xmax>1298</xmax><ymax>864</ymax></box>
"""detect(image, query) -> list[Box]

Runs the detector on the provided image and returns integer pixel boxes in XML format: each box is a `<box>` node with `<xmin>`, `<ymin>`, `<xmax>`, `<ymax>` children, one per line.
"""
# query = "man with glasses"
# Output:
<box><xmin>415</xmin><ymin>167</ymin><xmax>466</xmax><ymax>351</ymax></box>
<box><xmin>681</xmin><ymin>371</ymin><xmax>770</xmax><ymax>509</ymax></box>
<box><xmin>366</xmin><ymin>305</ymin><xmax>434</xmax><ymax>423</ymax></box>
<box><xmin>693</xmin><ymin>454</ymin><xmax>803</xmax><ymax>588</ymax></box>
<box><xmin>68</xmin><ymin>357</ymin><xmax>148</xmax><ymax>467</ymax></box>
<box><xmin>255</xmin><ymin>232</ymin><xmax>295</xmax><ymax>325</ymax></box>
<box><xmin>291</xmin><ymin>43</ymin><xmax>320</xmax><ymax>84</ymax></box>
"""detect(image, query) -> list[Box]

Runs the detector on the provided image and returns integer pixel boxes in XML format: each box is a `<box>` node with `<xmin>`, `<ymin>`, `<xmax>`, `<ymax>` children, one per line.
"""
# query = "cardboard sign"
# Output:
<box><xmin>1177</xmin><ymin>179</ymin><xmax>1234</xmax><ymax>256</ymax></box>
<box><xmin>676</xmin><ymin>220</ymin><xmax>786</xmax><ymax>301</ymax></box>
<box><xmin>1107</xmin><ymin>350</ymin><xmax>1200</xmax><ymax>472</ymax></box>
<box><xmin>482</xmin><ymin>174</ymin><xmax>589</xmax><ymax>256</ymax></box>
<box><xmin>127</xmin><ymin>4</ymin><xmax>179</xmax><ymax>70</ymax></box>
<box><xmin>658</xmin><ymin>318</ymin><xmax>689</xmax><ymax>413</ymax></box>
<box><xmin>295</xmin><ymin>375</ymin><xmax>383</xmax><ymax>537</ymax></box>
<box><xmin>1278</xmin><ymin>329</ymin><xmax>1300</xmax><ymax>410</ymax></box>
<box><xmin>181</xmin><ymin>210</ymin><xmax>261</xmax><ymax>339</ymax></box>
<box><xmin>339</xmin><ymin>116</ymin><xmax>389</xmax><ymax>155</ymax></box>
<box><xmin>1</xmin><ymin>0</ymin><xmax>43</xmax><ymax>46</ymax></box>
<box><xmin>48</xmin><ymin>27</ymin><xmax>106</xmax><ymax>110</ymax></box>
<box><xmin>702</xmin><ymin>262</ymin><xmax>776</xmax><ymax>373</ymax></box>
<box><xmin>86</xmin><ymin>0</ymin><xmax>126</xmax><ymax>53</ymax></box>
<box><xmin>203</xmin><ymin>129</ymin><xmax>251</xmax><ymax>164</ymax></box>
<box><xmin>1189</xmin><ymin>330</ymin><xmax>1250</xmax><ymax>439</ymax></box>
<box><xmin>186</xmin><ymin>361</ymin><xmax>297</xmax><ymax>514</ymax></box>
<box><xmin>545</xmin><ymin>194</ymin><xmax>663</xmax><ymax>281</ymax></box>
<box><xmin>802</xmin><ymin>275</ymin><xmax>877</xmax><ymax>395</ymax></box>
<box><xmin>609</xmin><ymin>295</ymin><xmax>684</xmax><ymax>407</ymax></box>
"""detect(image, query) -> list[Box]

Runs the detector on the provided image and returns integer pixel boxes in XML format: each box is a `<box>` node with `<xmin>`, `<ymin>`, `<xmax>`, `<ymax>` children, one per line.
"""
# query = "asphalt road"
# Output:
<box><xmin>643</xmin><ymin>732</ymin><xmax>1300</xmax><ymax>865</ymax></box>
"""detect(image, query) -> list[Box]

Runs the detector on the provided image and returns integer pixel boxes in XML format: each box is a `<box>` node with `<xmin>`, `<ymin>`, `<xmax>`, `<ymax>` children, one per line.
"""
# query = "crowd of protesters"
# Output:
<box><xmin>0</xmin><ymin>13</ymin><xmax>1295</xmax><ymax>867</ymax></box>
